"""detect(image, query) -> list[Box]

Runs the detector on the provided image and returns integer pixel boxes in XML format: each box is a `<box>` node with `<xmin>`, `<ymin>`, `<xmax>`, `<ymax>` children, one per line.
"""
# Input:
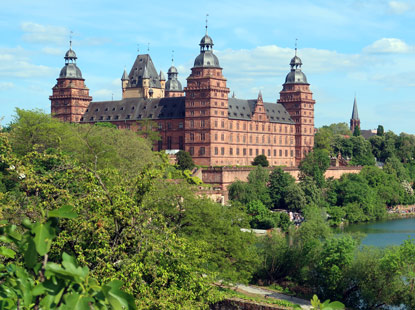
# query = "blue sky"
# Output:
<box><xmin>1</xmin><ymin>0</ymin><xmax>415</xmax><ymax>133</ymax></box>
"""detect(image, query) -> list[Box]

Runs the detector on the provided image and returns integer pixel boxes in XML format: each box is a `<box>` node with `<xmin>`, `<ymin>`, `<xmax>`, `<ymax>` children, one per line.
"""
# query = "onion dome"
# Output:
<box><xmin>193</xmin><ymin>27</ymin><xmax>220</xmax><ymax>68</ymax></box>
<box><xmin>166</xmin><ymin>65</ymin><xmax>182</xmax><ymax>91</ymax></box>
<box><xmin>59</xmin><ymin>42</ymin><xmax>83</xmax><ymax>79</ymax></box>
<box><xmin>284</xmin><ymin>49</ymin><xmax>307</xmax><ymax>84</ymax></box>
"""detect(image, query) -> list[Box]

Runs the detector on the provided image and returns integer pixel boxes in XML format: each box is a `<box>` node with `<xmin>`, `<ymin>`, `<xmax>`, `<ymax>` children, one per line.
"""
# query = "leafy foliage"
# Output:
<box><xmin>252</xmin><ymin>154</ymin><xmax>269</xmax><ymax>167</ymax></box>
<box><xmin>176</xmin><ymin>150</ymin><xmax>195</xmax><ymax>171</ymax></box>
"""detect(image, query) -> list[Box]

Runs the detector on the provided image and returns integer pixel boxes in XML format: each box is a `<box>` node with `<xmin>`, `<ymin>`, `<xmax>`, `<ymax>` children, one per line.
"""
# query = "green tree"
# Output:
<box><xmin>269</xmin><ymin>167</ymin><xmax>296</xmax><ymax>209</ymax></box>
<box><xmin>353</xmin><ymin>126</ymin><xmax>360</xmax><ymax>137</ymax></box>
<box><xmin>176</xmin><ymin>150</ymin><xmax>195</xmax><ymax>171</ymax></box>
<box><xmin>376</xmin><ymin>125</ymin><xmax>384</xmax><ymax>136</ymax></box>
<box><xmin>252</xmin><ymin>154</ymin><xmax>269</xmax><ymax>167</ymax></box>
<box><xmin>0</xmin><ymin>208</ymin><xmax>136</xmax><ymax>309</ymax></box>
<box><xmin>299</xmin><ymin>149</ymin><xmax>330</xmax><ymax>188</ymax></box>
<box><xmin>136</xmin><ymin>119</ymin><xmax>161</xmax><ymax>144</ymax></box>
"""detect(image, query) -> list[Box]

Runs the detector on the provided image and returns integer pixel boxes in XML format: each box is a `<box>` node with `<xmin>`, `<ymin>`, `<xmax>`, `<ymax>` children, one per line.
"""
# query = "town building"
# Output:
<box><xmin>50</xmin><ymin>28</ymin><xmax>316</xmax><ymax>167</ymax></box>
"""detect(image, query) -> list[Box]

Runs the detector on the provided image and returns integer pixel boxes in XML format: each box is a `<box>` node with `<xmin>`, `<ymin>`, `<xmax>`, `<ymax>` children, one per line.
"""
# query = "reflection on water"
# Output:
<box><xmin>339</xmin><ymin>217</ymin><xmax>415</xmax><ymax>247</ymax></box>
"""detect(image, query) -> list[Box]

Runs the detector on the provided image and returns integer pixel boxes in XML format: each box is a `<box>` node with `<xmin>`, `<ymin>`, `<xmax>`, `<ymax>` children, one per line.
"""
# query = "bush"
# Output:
<box><xmin>176</xmin><ymin>150</ymin><xmax>195</xmax><ymax>171</ymax></box>
<box><xmin>252</xmin><ymin>155</ymin><xmax>269</xmax><ymax>167</ymax></box>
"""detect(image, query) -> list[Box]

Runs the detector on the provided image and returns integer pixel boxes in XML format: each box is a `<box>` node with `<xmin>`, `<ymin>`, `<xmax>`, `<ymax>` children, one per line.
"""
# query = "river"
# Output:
<box><xmin>339</xmin><ymin>216</ymin><xmax>415</xmax><ymax>247</ymax></box>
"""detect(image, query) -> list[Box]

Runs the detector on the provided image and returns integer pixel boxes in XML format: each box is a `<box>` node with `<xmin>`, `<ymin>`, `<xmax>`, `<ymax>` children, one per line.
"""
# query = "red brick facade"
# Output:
<box><xmin>50</xmin><ymin>34</ymin><xmax>315</xmax><ymax>167</ymax></box>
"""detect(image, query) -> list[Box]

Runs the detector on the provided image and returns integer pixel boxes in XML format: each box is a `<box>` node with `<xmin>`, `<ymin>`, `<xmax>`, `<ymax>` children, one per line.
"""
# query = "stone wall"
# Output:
<box><xmin>201</xmin><ymin>165</ymin><xmax>362</xmax><ymax>202</ymax></box>
<box><xmin>210</xmin><ymin>298</ymin><xmax>289</xmax><ymax>310</ymax></box>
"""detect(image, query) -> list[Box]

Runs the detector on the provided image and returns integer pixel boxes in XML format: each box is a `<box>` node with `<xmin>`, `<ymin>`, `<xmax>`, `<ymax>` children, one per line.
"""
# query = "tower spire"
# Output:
<box><xmin>295</xmin><ymin>38</ymin><xmax>298</xmax><ymax>56</ymax></box>
<box><xmin>171</xmin><ymin>50</ymin><xmax>174</xmax><ymax>65</ymax></box>
<box><xmin>205</xmin><ymin>13</ymin><xmax>209</xmax><ymax>34</ymax></box>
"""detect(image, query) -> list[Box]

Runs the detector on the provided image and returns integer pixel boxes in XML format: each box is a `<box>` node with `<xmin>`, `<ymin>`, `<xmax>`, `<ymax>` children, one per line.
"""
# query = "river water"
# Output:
<box><xmin>339</xmin><ymin>216</ymin><xmax>415</xmax><ymax>247</ymax></box>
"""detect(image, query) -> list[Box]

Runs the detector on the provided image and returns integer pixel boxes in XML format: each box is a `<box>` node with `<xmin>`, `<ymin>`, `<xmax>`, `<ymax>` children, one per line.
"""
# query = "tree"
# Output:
<box><xmin>176</xmin><ymin>150</ymin><xmax>195</xmax><ymax>171</ymax></box>
<box><xmin>246</xmin><ymin>200</ymin><xmax>279</xmax><ymax>229</ymax></box>
<box><xmin>299</xmin><ymin>149</ymin><xmax>330</xmax><ymax>188</ymax></box>
<box><xmin>252</xmin><ymin>154</ymin><xmax>269</xmax><ymax>167</ymax></box>
<box><xmin>353</xmin><ymin>126</ymin><xmax>360</xmax><ymax>137</ymax></box>
<box><xmin>377</xmin><ymin>125</ymin><xmax>384</xmax><ymax>136</ymax></box>
<box><xmin>136</xmin><ymin>119</ymin><xmax>161</xmax><ymax>144</ymax></box>
<box><xmin>0</xmin><ymin>208</ymin><xmax>136</xmax><ymax>309</ymax></box>
<box><xmin>269</xmin><ymin>167</ymin><xmax>296</xmax><ymax>209</ymax></box>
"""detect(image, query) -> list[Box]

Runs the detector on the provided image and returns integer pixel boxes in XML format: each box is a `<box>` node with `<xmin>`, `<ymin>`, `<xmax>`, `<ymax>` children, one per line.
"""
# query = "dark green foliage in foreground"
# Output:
<box><xmin>0</xmin><ymin>208</ymin><xmax>136</xmax><ymax>309</ymax></box>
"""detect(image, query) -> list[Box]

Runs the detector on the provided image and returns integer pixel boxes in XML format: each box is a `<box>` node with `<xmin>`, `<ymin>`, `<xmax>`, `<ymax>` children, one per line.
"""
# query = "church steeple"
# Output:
<box><xmin>350</xmin><ymin>95</ymin><xmax>361</xmax><ymax>133</ymax></box>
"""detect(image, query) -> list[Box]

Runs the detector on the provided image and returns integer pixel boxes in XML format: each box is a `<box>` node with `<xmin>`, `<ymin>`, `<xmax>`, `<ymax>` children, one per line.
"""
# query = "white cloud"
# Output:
<box><xmin>364</xmin><ymin>38</ymin><xmax>412</xmax><ymax>54</ymax></box>
<box><xmin>0</xmin><ymin>82</ymin><xmax>14</xmax><ymax>90</ymax></box>
<box><xmin>388</xmin><ymin>1</ymin><xmax>412</xmax><ymax>14</ymax></box>
<box><xmin>0</xmin><ymin>49</ymin><xmax>56</xmax><ymax>78</ymax></box>
<box><xmin>41</xmin><ymin>47</ymin><xmax>64</xmax><ymax>55</ymax></box>
<box><xmin>21</xmin><ymin>22</ymin><xmax>68</xmax><ymax>45</ymax></box>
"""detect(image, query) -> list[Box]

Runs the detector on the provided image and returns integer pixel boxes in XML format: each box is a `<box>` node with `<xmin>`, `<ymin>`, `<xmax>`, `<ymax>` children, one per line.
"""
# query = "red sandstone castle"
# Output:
<box><xmin>50</xmin><ymin>30</ymin><xmax>315</xmax><ymax>167</ymax></box>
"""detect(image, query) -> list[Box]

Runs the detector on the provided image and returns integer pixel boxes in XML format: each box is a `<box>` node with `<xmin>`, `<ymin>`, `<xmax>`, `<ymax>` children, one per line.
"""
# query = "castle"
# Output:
<box><xmin>50</xmin><ymin>29</ymin><xmax>315</xmax><ymax>167</ymax></box>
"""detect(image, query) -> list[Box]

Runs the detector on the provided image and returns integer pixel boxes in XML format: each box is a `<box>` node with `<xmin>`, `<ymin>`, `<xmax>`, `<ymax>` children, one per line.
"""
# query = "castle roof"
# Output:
<box><xmin>228</xmin><ymin>98</ymin><xmax>294</xmax><ymax>124</ymax></box>
<box><xmin>127</xmin><ymin>54</ymin><xmax>162</xmax><ymax>89</ymax></box>
<box><xmin>351</xmin><ymin>96</ymin><xmax>359</xmax><ymax>120</ymax></box>
<box><xmin>80</xmin><ymin>97</ymin><xmax>186</xmax><ymax>122</ymax></box>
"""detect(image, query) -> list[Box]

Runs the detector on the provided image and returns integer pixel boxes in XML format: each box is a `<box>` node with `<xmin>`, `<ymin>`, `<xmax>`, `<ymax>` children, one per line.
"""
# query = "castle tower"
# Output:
<box><xmin>165</xmin><ymin>63</ymin><xmax>184</xmax><ymax>97</ymax></box>
<box><xmin>121</xmin><ymin>69</ymin><xmax>128</xmax><ymax>94</ymax></box>
<box><xmin>184</xmin><ymin>26</ymin><xmax>230</xmax><ymax>166</ymax></box>
<box><xmin>50</xmin><ymin>42</ymin><xmax>92</xmax><ymax>123</ymax></box>
<box><xmin>122</xmin><ymin>54</ymin><xmax>164</xmax><ymax>99</ymax></box>
<box><xmin>350</xmin><ymin>96</ymin><xmax>360</xmax><ymax>133</ymax></box>
<box><xmin>278</xmin><ymin>48</ymin><xmax>315</xmax><ymax>165</ymax></box>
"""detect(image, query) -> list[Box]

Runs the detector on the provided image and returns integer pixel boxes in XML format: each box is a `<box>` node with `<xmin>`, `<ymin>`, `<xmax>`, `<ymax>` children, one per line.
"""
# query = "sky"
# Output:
<box><xmin>1</xmin><ymin>0</ymin><xmax>415</xmax><ymax>133</ymax></box>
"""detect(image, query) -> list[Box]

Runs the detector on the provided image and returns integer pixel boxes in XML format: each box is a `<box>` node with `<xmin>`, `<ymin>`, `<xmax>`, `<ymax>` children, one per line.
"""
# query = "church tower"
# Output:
<box><xmin>278</xmin><ymin>48</ymin><xmax>315</xmax><ymax>165</ymax></box>
<box><xmin>184</xmin><ymin>25</ymin><xmax>230</xmax><ymax>166</ymax></box>
<box><xmin>350</xmin><ymin>96</ymin><xmax>360</xmax><ymax>133</ymax></box>
<box><xmin>50</xmin><ymin>42</ymin><xmax>92</xmax><ymax>123</ymax></box>
<box><xmin>165</xmin><ymin>63</ymin><xmax>184</xmax><ymax>97</ymax></box>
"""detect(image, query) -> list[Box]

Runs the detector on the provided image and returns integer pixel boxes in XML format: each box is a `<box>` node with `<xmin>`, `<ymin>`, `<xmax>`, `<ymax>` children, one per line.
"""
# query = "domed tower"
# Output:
<box><xmin>165</xmin><ymin>63</ymin><xmax>184</xmax><ymax>97</ymax></box>
<box><xmin>184</xmin><ymin>25</ymin><xmax>229</xmax><ymax>166</ymax></box>
<box><xmin>278</xmin><ymin>47</ymin><xmax>315</xmax><ymax>165</ymax></box>
<box><xmin>50</xmin><ymin>42</ymin><xmax>92</xmax><ymax>122</ymax></box>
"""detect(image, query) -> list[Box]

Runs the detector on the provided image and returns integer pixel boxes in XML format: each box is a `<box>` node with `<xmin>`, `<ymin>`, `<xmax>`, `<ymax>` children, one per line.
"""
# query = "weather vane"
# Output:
<box><xmin>137</xmin><ymin>44</ymin><xmax>140</xmax><ymax>53</ymax></box>
<box><xmin>171</xmin><ymin>50</ymin><xmax>175</xmax><ymax>64</ymax></box>
<box><xmin>147</xmin><ymin>42</ymin><xmax>150</xmax><ymax>52</ymax></box>
<box><xmin>69</xmin><ymin>30</ymin><xmax>73</xmax><ymax>48</ymax></box>
<box><xmin>205</xmin><ymin>14</ymin><xmax>209</xmax><ymax>34</ymax></box>
<box><xmin>295</xmin><ymin>38</ymin><xmax>298</xmax><ymax>55</ymax></box>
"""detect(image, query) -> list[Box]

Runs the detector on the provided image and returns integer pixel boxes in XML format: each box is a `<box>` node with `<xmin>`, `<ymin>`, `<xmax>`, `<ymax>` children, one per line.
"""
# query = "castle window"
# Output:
<box><xmin>285</xmin><ymin>150</ymin><xmax>288</xmax><ymax>156</ymax></box>
<box><xmin>95</xmin><ymin>108</ymin><xmax>99</xmax><ymax>112</ymax></box>
<box><xmin>221</xmin><ymin>111</ymin><xmax>224</xmax><ymax>116</ymax></box>
<box><xmin>80</xmin><ymin>117</ymin><xmax>84</xmax><ymax>121</ymax></box>
<box><xmin>190</xmin><ymin>120</ymin><xmax>194</xmax><ymax>128</ymax></box>
<box><xmin>221</xmin><ymin>121</ymin><xmax>224</xmax><ymax>128</ymax></box>
<box><xmin>158</xmin><ymin>123</ymin><xmax>162</xmax><ymax>129</ymax></box>
<box><xmin>229</xmin><ymin>122</ymin><xmax>233</xmax><ymax>129</ymax></box>
<box><xmin>86</xmin><ymin>109</ymin><xmax>89</xmax><ymax>112</ymax></box>
<box><xmin>236</xmin><ymin>148</ymin><xmax>240</xmax><ymax>155</ymax></box>
<box><xmin>190</xmin><ymin>111</ymin><xmax>194</xmax><ymax>116</ymax></box>
<box><xmin>221</xmin><ymin>147</ymin><xmax>224</xmax><ymax>155</ymax></box>
<box><xmin>89</xmin><ymin>117</ymin><xmax>94</xmax><ymax>121</ymax></box>
<box><xmin>262</xmin><ymin>149</ymin><xmax>265</xmax><ymax>155</ymax></box>
<box><xmin>167</xmin><ymin>122</ymin><xmax>171</xmax><ymax>129</ymax></box>
<box><xmin>215</xmin><ymin>120</ymin><xmax>218</xmax><ymax>127</ymax></box>
<box><xmin>189</xmin><ymin>147</ymin><xmax>194</xmax><ymax>155</ymax></box>
<box><xmin>221</xmin><ymin>134</ymin><xmax>224</xmax><ymax>141</ymax></box>
<box><xmin>214</xmin><ymin>110</ymin><xmax>218</xmax><ymax>115</ymax></box>
<box><xmin>230</xmin><ymin>148</ymin><xmax>233</xmax><ymax>155</ymax></box>
<box><xmin>148</xmin><ymin>114</ymin><xmax>153</xmax><ymax>118</ymax></box>
<box><xmin>291</xmin><ymin>150</ymin><xmax>294</xmax><ymax>157</ymax></box>
<box><xmin>279</xmin><ymin>150</ymin><xmax>282</xmax><ymax>156</ymax></box>
<box><xmin>201</xmin><ymin>133</ymin><xmax>206</xmax><ymax>140</ymax></box>
<box><xmin>243</xmin><ymin>135</ymin><xmax>246</xmax><ymax>143</ymax></box>
<box><xmin>179</xmin><ymin>122</ymin><xmax>183</xmax><ymax>128</ymax></box>
<box><xmin>138</xmin><ymin>114</ymin><xmax>142</xmax><ymax>118</ymax></box>
<box><xmin>274</xmin><ymin>149</ymin><xmax>276</xmax><ymax>156</ymax></box>
<box><xmin>201</xmin><ymin>120</ymin><xmax>205</xmax><ymax>128</ymax></box>
<box><xmin>190</xmin><ymin>133</ymin><xmax>194</xmax><ymax>141</ymax></box>
<box><xmin>105</xmin><ymin>108</ymin><xmax>108</xmax><ymax>111</ymax></box>
<box><xmin>215</xmin><ymin>147</ymin><xmax>218</xmax><ymax>155</ymax></box>
<box><xmin>215</xmin><ymin>134</ymin><xmax>218</xmax><ymax>141</ymax></box>
<box><xmin>236</xmin><ymin>122</ymin><xmax>239</xmax><ymax>130</ymax></box>
<box><xmin>256</xmin><ymin>149</ymin><xmax>259</xmax><ymax>155</ymax></box>
<box><xmin>229</xmin><ymin>134</ymin><xmax>233</xmax><ymax>142</ymax></box>
<box><xmin>114</xmin><ymin>116</ymin><xmax>119</xmax><ymax>120</ymax></box>
<box><xmin>112</xmin><ymin>107</ymin><xmax>116</xmax><ymax>111</ymax></box>
<box><xmin>249</xmin><ymin>149</ymin><xmax>252</xmax><ymax>156</ymax></box>
<box><xmin>262</xmin><ymin>136</ymin><xmax>265</xmax><ymax>143</ymax></box>
<box><xmin>99</xmin><ymin>116</ymin><xmax>103</xmax><ymax>120</ymax></box>
<box><xmin>126</xmin><ymin>115</ymin><xmax>130</xmax><ymax>119</ymax></box>
<box><xmin>256</xmin><ymin>136</ymin><xmax>259</xmax><ymax>143</ymax></box>
<box><xmin>199</xmin><ymin>147</ymin><xmax>205</xmax><ymax>155</ymax></box>
<box><xmin>243</xmin><ymin>123</ymin><xmax>246</xmax><ymax>130</ymax></box>
<box><xmin>107</xmin><ymin>116</ymin><xmax>111</xmax><ymax>120</ymax></box>
<box><xmin>120</xmin><ymin>107</ymin><xmax>124</xmax><ymax>111</ymax></box>
<box><xmin>243</xmin><ymin>148</ymin><xmax>246</xmax><ymax>156</ymax></box>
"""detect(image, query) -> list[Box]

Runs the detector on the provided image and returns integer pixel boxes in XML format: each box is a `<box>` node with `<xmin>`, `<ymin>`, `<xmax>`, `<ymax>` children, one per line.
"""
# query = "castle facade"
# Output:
<box><xmin>50</xmin><ymin>30</ymin><xmax>315</xmax><ymax>166</ymax></box>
